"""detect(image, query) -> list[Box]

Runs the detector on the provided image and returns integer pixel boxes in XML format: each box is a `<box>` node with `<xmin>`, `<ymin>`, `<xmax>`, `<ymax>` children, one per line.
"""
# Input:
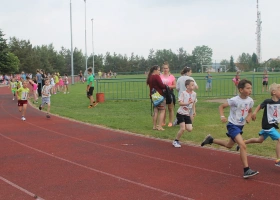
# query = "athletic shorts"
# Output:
<box><xmin>42</xmin><ymin>97</ymin><xmax>51</xmax><ymax>105</ymax></box>
<box><xmin>87</xmin><ymin>87</ymin><xmax>94</xmax><ymax>96</ymax></box>
<box><xmin>262</xmin><ymin>81</ymin><xmax>268</xmax><ymax>86</ymax></box>
<box><xmin>176</xmin><ymin>113</ymin><xmax>192</xmax><ymax>124</ymax></box>
<box><xmin>259</xmin><ymin>127</ymin><xmax>280</xmax><ymax>140</ymax></box>
<box><xmin>18</xmin><ymin>100</ymin><xmax>28</xmax><ymax>106</ymax></box>
<box><xmin>226</xmin><ymin>122</ymin><xmax>244</xmax><ymax>142</ymax></box>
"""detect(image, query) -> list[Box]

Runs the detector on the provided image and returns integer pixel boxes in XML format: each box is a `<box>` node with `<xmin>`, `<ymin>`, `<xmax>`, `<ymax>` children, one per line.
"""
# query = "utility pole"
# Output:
<box><xmin>256</xmin><ymin>0</ymin><xmax>262</xmax><ymax>63</ymax></box>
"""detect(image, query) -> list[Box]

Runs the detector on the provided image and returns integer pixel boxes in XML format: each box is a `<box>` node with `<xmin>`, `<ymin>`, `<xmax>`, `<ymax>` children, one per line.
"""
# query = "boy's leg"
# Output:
<box><xmin>235</xmin><ymin>134</ymin><xmax>248</xmax><ymax>168</ymax></box>
<box><xmin>175</xmin><ymin>122</ymin><xmax>186</xmax><ymax>140</ymax></box>
<box><xmin>213</xmin><ymin>137</ymin><xmax>235</xmax><ymax>149</ymax></box>
<box><xmin>275</xmin><ymin>138</ymin><xmax>280</xmax><ymax>167</ymax></box>
<box><xmin>245</xmin><ymin>135</ymin><xmax>265</xmax><ymax>144</ymax></box>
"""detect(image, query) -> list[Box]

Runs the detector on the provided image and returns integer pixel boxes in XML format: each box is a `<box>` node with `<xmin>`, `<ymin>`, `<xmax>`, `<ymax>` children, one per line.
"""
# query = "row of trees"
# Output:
<box><xmin>1</xmin><ymin>29</ymin><xmax>279</xmax><ymax>75</ymax></box>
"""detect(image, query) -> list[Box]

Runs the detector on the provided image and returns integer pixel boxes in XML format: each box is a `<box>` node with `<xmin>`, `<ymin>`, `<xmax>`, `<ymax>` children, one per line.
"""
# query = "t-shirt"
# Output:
<box><xmin>42</xmin><ymin>85</ymin><xmax>53</xmax><ymax>98</ymax></box>
<box><xmin>10</xmin><ymin>82</ymin><xmax>17</xmax><ymax>90</ymax></box>
<box><xmin>176</xmin><ymin>75</ymin><xmax>198</xmax><ymax>97</ymax></box>
<box><xmin>205</xmin><ymin>74</ymin><xmax>212</xmax><ymax>83</ymax></box>
<box><xmin>177</xmin><ymin>91</ymin><xmax>197</xmax><ymax>115</ymax></box>
<box><xmin>54</xmin><ymin>75</ymin><xmax>59</xmax><ymax>84</ymax></box>
<box><xmin>36</xmin><ymin>73</ymin><xmax>42</xmax><ymax>84</ymax></box>
<box><xmin>259</xmin><ymin>99</ymin><xmax>280</xmax><ymax>129</ymax></box>
<box><xmin>17</xmin><ymin>87</ymin><xmax>29</xmax><ymax>100</ymax></box>
<box><xmin>87</xmin><ymin>74</ymin><xmax>94</xmax><ymax>87</ymax></box>
<box><xmin>227</xmin><ymin>95</ymin><xmax>254</xmax><ymax>126</ymax></box>
<box><xmin>160</xmin><ymin>74</ymin><xmax>175</xmax><ymax>87</ymax></box>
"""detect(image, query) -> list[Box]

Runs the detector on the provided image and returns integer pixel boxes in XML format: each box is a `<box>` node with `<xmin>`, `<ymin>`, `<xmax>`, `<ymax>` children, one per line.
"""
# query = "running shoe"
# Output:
<box><xmin>21</xmin><ymin>117</ymin><xmax>26</xmax><ymax>121</ymax></box>
<box><xmin>88</xmin><ymin>105</ymin><xmax>93</xmax><ymax>108</ymax></box>
<box><xmin>46</xmin><ymin>114</ymin><xmax>51</xmax><ymax>118</ymax></box>
<box><xmin>172</xmin><ymin>118</ymin><xmax>178</xmax><ymax>126</ymax></box>
<box><xmin>201</xmin><ymin>134</ymin><xmax>214</xmax><ymax>146</ymax></box>
<box><xmin>172</xmin><ymin>140</ymin><xmax>181</xmax><ymax>148</ymax></box>
<box><xmin>275</xmin><ymin>159</ymin><xmax>280</xmax><ymax>167</ymax></box>
<box><xmin>39</xmin><ymin>105</ymin><xmax>42</xmax><ymax>110</ymax></box>
<box><xmin>243</xmin><ymin>169</ymin><xmax>259</xmax><ymax>179</ymax></box>
<box><xmin>236</xmin><ymin>145</ymin><xmax>240</xmax><ymax>151</ymax></box>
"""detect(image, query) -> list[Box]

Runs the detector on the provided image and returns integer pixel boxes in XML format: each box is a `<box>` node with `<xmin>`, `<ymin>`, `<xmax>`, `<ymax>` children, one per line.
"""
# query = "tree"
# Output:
<box><xmin>229</xmin><ymin>56</ymin><xmax>235</xmax><ymax>72</ymax></box>
<box><xmin>6</xmin><ymin>52</ymin><xmax>20</xmax><ymax>73</ymax></box>
<box><xmin>0</xmin><ymin>29</ymin><xmax>10</xmax><ymax>73</ymax></box>
<box><xmin>192</xmin><ymin>45</ymin><xmax>213</xmax><ymax>72</ymax></box>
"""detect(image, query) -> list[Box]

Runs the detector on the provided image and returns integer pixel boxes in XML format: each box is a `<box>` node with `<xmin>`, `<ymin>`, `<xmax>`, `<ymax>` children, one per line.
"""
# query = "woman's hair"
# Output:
<box><xmin>180</xmin><ymin>66</ymin><xmax>191</xmax><ymax>75</ymax></box>
<box><xmin>162</xmin><ymin>61</ymin><xmax>169</xmax><ymax>67</ymax></box>
<box><xmin>146</xmin><ymin>65</ymin><xmax>159</xmax><ymax>85</ymax></box>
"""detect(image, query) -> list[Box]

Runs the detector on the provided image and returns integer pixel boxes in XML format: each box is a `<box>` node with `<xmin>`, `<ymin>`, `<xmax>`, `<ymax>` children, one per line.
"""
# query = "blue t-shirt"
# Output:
<box><xmin>205</xmin><ymin>74</ymin><xmax>212</xmax><ymax>83</ymax></box>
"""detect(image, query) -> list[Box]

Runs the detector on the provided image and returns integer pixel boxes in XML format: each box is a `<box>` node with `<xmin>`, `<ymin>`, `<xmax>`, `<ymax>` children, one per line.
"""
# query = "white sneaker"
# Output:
<box><xmin>64</xmin><ymin>92</ymin><xmax>66</xmax><ymax>94</ymax></box>
<box><xmin>21</xmin><ymin>117</ymin><xmax>26</xmax><ymax>121</ymax></box>
<box><xmin>172</xmin><ymin>118</ymin><xmax>178</xmax><ymax>126</ymax></box>
<box><xmin>12</xmin><ymin>98</ymin><xmax>15</xmax><ymax>100</ymax></box>
<box><xmin>172</xmin><ymin>140</ymin><xmax>181</xmax><ymax>148</ymax></box>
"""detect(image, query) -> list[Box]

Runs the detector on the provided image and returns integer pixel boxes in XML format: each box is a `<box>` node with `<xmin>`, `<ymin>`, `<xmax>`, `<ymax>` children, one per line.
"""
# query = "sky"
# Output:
<box><xmin>0</xmin><ymin>0</ymin><xmax>279</xmax><ymax>63</ymax></box>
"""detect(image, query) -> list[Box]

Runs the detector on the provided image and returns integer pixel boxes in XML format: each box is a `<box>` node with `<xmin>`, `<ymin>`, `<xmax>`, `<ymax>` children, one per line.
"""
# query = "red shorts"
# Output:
<box><xmin>18</xmin><ymin>100</ymin><xmax>28</xmax><ymax>106</ymax></box>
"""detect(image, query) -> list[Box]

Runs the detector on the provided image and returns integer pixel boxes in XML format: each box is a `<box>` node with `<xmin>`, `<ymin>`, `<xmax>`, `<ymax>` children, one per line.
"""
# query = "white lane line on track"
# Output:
<box><xmin>0</xmin><ymin>176</ymin><xmax>44</xmax><ymax>200</ymax></box>
<box><xmin>1</xmin><ymin>100</ymin><xmax>280</xmax><ymax>188</ymax></box>
<box><xmin>0</xmin><ymin>133</ymin><xmax>193</xmax><ymax>200</ymax></box>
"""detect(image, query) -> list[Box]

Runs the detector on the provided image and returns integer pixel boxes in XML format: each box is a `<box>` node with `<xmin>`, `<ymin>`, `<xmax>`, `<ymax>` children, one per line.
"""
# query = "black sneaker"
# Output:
<box><xmin>201</xmin><ymin>134</ymin><xmax>214</xmax><ymax>146</ymax></box>
<box><xmin>243</xmin><ymin>169</ymin><xmax>259</xmax><ymax>179</ymax></box>
<box><xmin>39</xmin><ymin>105</ymin><xmax>42</xmax><ymax>110</ymax></box>
<box><xmin>236</xmin><ymin>145</ymin><xmax>240</xmax><ymax>151</ymax></box>
<box><xmin>46</xmin><ymin>114</ymin><xmax>50</xmax><ymax>118</ymax></box>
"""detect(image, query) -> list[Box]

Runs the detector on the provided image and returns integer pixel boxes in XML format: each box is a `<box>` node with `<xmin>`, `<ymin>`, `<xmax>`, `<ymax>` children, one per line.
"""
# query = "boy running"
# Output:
<box><xmin>16</xmin><ymin>80</ymin><xmax>30</xmax><ymax>121</ymax></box>
<box><xmin>39</xmin><ymin>79</ymin><xmax>52</xmax><ymax>118</ymax></box>
<box><xmin>201</xmin><ymin>79</ymin><xmax>259</xmax><ymax>179</ymax></box>
<box><xmin>172</xmin><ymin>80</ymin><xmax>196</xmax><ymax>148</ymax></box>
<box><xmin>9</xmin><ymin>78</ymin><xmax>17</xmax><ymax>100</ymax></box>
<box><xmin>237</xmin><ymin>83</ymin><xmax>280</xmax><ymax>167</ymax></box>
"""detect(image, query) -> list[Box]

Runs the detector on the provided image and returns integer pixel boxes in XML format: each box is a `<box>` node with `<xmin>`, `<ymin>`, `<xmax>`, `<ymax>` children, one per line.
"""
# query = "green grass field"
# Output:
<box><xmin>37</xmin><ymin>72</ymin><xmax>280</xmax><ymax>159</ymax></box>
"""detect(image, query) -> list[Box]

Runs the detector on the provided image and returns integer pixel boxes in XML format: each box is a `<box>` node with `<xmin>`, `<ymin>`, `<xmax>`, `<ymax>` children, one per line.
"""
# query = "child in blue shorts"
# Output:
<box><xmin>201</xmin><ymin>79</ymin><xmax>259</xmax><ymax>179</ymax></box>
<box><xmin>238</xmin><ymin>83</ymin><xmax>280</xmax><ymax>167</ymax></box>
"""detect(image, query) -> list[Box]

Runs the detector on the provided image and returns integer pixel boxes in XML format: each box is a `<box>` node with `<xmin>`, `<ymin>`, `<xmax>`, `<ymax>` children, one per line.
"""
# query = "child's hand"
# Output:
<box><xmin>193</xmin><ymin>112</ymin><xmax>196</xmax><ymax>117</ymax></box>
<box><xmin>246</xmin><ymin>117</ymin><xmax>251</xmax><ymax>124</ymax></box>
<box><xmin>220</xmin><ymin>116</ymin><xmax>227</xmax><ymax>123</ymax></box>
<box><xmin>251</xmin><ymin>113</ymin><xmax>257</xmax><ymax>121</ymax></box>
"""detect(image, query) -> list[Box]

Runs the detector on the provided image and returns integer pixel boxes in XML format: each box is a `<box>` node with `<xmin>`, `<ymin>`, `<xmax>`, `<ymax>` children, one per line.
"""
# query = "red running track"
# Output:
<box><xmin>0</xmin><ymin>86</ymin><xmax>280</xmax><ymax>200</ymax></box>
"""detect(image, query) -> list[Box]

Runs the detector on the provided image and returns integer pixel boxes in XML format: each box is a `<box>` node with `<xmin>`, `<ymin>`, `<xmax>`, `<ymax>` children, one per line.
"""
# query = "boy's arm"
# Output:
<box><xmin>219</xmin><ymin>102</ymin><xmax>229</xmax><ymax>123</ymax></box>
<box><xmin>246</xmin><ymin>108</ymin><xmax>253</xmax><ymax>123</ymax></box>
<box><xmin>192</xmin><ymin>102</ymin><xmax>196</xmax><ymax>117</ymax></box>
<box><xmin>252</xmin><ymin>104</ymin><xmax>261</xmax><ymax>121</ymax></box>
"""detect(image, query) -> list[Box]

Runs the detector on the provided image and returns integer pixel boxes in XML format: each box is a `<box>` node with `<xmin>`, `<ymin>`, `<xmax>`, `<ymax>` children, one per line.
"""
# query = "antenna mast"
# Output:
<box><xmin>256</xmin><ymin>0</ymin><xmax>262</xmax><ymax>63</ymax></box>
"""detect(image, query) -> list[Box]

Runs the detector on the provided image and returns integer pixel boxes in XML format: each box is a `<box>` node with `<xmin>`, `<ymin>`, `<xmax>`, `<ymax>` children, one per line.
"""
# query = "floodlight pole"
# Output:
<box><xmin>91</xmin><ymin>18</ymin><xmax>94</xmax><ymax>75</ymax></box>
<box><xmin>84</xmin><ymin>0</ymin><xmax>87</xmax><ymax>71</ymax></box>
<box><xmin>70</xmin><ymin>0</ymin><xmax>74</xmax><ymax>84</ymax></box>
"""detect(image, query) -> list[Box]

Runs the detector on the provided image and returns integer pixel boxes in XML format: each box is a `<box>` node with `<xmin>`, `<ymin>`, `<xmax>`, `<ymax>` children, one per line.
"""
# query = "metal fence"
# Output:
<box><xmin>95</xmin><ymin>74</ymin><xmax>280</xmax><ymax>100</ymax></box>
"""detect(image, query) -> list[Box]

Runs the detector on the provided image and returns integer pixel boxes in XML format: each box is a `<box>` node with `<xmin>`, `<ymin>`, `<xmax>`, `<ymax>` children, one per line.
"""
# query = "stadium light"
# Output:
<box><xmin>70</xmin><ymin>0</ymin><xmax>74</xmax><ymax>84</ymax></box>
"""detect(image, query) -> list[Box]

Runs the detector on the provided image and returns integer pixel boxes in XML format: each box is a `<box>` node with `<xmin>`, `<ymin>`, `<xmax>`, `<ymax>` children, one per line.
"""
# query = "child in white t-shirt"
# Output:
<box><xmin>201</xmin><ymin>79</ymin><xmax>259</xmax><ymax>179</ymax></box>
<box><xmin>39</xmin><ymin>79</ymin><xmax>53</xmax><ymax>118</ymax></box>
<box><xmin>172</xmin><ymin>79</ymin><xmax>196</xmax><ymax>148</ymax></box>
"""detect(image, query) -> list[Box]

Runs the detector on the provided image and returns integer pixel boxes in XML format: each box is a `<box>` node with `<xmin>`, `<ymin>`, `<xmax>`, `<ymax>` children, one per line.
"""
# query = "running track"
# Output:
<box><xmin>0</xmin><ymin>86</ymin><xmax>279</xmax><ymax>200</ymax></box>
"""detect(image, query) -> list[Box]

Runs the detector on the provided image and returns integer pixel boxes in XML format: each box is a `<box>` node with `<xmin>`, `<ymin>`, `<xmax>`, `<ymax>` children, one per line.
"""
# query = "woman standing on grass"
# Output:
<box><xmin>147</xmin><ymin>65</ymin><xmax>166</xmax><ymax>131</ymax></box>
<box><xmin>262</xmin><ymin>70</ymin><xmax>268</xmax><ymax>92</ymax></box>
<box><xmin>160</xmin><ymin>61</ymin><xmax>176</xmax><ymax>127</ymax></box>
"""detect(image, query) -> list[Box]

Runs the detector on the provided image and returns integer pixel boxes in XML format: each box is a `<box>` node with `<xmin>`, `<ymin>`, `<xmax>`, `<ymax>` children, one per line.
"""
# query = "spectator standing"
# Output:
<box><xmin>160</xmin><ymin>61</ymin><xmax>176</xmax><ymax>127</ymax></box>
<box><xmin>36</xmin><ymin>69</ymin><xmax>43</xmax><ymax>97</ymax></box>
<box><xmin>147</xmin><ymin>65</ymin><xmax>166</xmax><ymax>131</ymax></box>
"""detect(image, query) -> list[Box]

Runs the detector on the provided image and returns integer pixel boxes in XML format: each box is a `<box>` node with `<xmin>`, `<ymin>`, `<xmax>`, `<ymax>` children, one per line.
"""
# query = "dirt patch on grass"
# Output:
<box><xmin>205</xmin><ymin>99</ymin><xmax>227</xmax><ymax>104</ymax></box>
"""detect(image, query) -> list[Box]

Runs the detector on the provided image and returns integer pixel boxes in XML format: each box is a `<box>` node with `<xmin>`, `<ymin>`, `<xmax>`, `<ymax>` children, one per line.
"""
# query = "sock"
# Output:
<box><xmin>244</xmin><ymin>167</ymin><xmax>249</xmax><ymax>173</ymax></box>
